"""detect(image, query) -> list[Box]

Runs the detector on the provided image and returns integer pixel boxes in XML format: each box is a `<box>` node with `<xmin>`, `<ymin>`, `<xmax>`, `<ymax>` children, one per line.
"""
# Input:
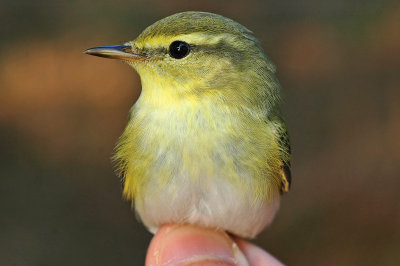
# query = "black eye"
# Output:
<box><xmin>169</xmin><ymin>41</ymin><xmax>190</xmax><ymax>59</ymax></box>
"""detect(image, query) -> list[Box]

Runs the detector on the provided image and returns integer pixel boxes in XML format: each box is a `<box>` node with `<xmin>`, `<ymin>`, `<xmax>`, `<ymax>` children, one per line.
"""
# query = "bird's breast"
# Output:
<box><xmin>119</xmin><ymin>96</ymin><xmax>282</xmax><ymax>198</ymax></box>
<box><xmin>117</xmin><ymin>97</ymin><xmax>282</xmax><ymax>237</ymax></box>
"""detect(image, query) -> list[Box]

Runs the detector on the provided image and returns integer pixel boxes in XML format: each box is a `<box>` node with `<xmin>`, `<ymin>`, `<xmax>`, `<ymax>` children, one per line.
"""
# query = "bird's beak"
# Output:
<box><xmin>84</xmin><ymin>45</ymin><xmax>146</xmax><ymax>61</ymax></box>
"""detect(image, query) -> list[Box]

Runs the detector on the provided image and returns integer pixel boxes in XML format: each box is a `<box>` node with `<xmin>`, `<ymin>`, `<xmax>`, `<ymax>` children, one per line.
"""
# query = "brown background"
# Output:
<box><xmin>1</xmin><ymin>0</ymin><xmax>399</xmax><ymax>265</ymax></box>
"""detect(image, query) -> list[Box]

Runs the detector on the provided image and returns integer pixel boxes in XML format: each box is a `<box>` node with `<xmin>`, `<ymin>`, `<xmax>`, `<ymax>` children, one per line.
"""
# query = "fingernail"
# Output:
<box><xmin>156</xmin><ymin>226</ymin><xmax>248</xmax><ymax>266</ymax></box>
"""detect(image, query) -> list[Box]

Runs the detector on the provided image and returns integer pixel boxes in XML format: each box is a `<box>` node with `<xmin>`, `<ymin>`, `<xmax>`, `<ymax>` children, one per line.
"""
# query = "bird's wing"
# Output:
<box><xmin>273</xmin><ymin>119</ymin><xmax>291</xmax><ymax>194</ymax></box>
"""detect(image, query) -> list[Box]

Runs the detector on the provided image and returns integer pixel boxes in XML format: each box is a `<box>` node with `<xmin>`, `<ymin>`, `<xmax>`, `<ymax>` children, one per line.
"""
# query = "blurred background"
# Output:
<box><xmin>1</xmin><ymin>0</ymin><xmax>399</xmax><ymax>265</ymax></box>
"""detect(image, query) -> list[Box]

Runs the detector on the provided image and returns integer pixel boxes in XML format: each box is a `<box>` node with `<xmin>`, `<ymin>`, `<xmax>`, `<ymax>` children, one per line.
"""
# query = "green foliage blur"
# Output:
<box><xmin>1</xmin><ymin>0</ymin><xmax>399</xmax><ymax>265</ymax></box>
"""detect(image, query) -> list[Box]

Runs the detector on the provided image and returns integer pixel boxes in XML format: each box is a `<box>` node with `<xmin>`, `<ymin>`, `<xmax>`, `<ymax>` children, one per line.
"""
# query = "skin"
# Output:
<box><xmin>146</xmin><ymin>224</ymin><xmax>284</xmax><ymax>266</ymax></box>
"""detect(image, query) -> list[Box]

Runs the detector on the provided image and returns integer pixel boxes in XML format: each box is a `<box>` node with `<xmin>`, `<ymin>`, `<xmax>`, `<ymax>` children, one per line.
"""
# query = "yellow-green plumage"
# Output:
<box><xmin>85</xmin><ymin>11</ymin><xmax>291</xmax><ymax>238</ymax></box>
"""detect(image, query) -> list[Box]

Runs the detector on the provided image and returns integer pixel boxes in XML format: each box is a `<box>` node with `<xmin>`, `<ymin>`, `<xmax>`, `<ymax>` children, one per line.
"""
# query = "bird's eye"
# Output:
<box><xmin>169</xmin><ymin>41</ymin><xmax>190</xmax><ymax>59</ymax></box>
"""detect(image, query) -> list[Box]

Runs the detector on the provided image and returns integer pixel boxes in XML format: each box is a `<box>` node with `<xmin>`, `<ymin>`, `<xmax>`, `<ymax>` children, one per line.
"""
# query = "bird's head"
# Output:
<box><xmin>85</xmin><ymin>11</ymin><xmax>278</xmax><ymax>108</ymax></box>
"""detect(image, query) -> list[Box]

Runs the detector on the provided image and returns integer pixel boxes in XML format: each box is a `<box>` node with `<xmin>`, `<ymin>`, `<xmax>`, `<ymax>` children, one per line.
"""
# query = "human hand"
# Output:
<box><xmin>146</xmin><ymin>224</ymin><xmax>284</xmax><ymax>266</ymax></box>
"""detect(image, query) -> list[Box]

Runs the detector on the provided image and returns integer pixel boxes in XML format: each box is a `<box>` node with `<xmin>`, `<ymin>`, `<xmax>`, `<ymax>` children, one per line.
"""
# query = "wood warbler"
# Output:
<box><xmin>84</xmin><ymin>11</ymin><xmax>291</xmax><ymax>238</ymax></box>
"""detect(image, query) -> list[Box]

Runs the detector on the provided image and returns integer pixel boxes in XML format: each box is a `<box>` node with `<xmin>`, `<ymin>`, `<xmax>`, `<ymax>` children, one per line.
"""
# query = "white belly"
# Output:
<box><xmin>135</xmin><ymin>171</ymin><xmax>280</xmax><ymax>238</ymax></box>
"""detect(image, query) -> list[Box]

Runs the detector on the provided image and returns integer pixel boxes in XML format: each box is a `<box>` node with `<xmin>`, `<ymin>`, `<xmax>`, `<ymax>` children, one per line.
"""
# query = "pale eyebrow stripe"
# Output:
<box><xmin>137</xmin><ymin>32</ymin><xmax>241</xmax><ymax>49</ymax></box>
<box><xmin>174</xmin><ymin>32</ymin><xmax>235</xmax><ymax>45</ymax></box>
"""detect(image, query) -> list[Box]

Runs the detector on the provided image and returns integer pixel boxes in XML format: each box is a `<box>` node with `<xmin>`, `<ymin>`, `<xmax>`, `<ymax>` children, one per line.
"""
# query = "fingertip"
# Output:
<box><xmin>145</xmin><ymin>224</ymin><xmax>248</xmax><ymax>266</ymax></box>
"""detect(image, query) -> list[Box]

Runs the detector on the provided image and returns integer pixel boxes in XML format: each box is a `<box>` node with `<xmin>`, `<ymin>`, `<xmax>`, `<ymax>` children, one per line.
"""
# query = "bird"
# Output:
<box><xmin>84</xmin><ymin>11</ymin><xmax>291</xmax><ymax>239</ymax></box>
